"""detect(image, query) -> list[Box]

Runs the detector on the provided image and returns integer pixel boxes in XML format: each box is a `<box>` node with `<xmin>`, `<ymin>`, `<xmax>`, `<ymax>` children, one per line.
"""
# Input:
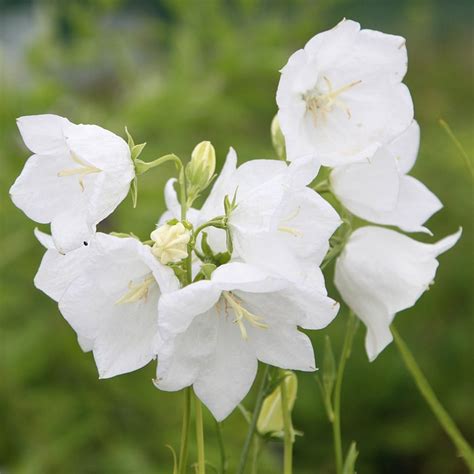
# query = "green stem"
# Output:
<box><xmin>391</xmin><ymin>325</ymin><xmax>474</xmax><ymax>470</ymax></box>
<box><xmin>178</xmin><ymin>387</ymin><xmax>192</xmax><ymax>474</ymax></box>
<box><xmin>194</xmin><ymin>393</ymin><xmax>206</xmax><ymax>474</ymax></box>
<box><xmin>280</xmin><ymin>371</ymin><xmax>293</xmax><ymax>474</ymax></box>
<box><xmin>250</xmin><ymin>436</ymin><xmax>262</xmax><ymax>474</ymax></box>
<box><xmin>237</xmin><ymin>365</ymin><xmax>270</xmax><ymax>474</ymax></box>
<box><xmin>332</xmin><ymin>311</ymin><xmax>358</xmax><ymax>474</ymax></box>
<box><xmin>135</xmin><ymin>153</ymin><xmax>182</xmax><ymax>175</ymax></box>
<box><xmin>215</xmin><ymin>419</ymin><xmax>228</xmax><ymax>474</ymax></box>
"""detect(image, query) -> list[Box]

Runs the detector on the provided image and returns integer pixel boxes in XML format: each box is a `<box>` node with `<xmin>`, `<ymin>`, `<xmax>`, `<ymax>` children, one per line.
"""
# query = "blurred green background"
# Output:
<box><xmin>1</xmin><ymin>0</ymin><xmax>473</xmax><ymax>472</ymax></box>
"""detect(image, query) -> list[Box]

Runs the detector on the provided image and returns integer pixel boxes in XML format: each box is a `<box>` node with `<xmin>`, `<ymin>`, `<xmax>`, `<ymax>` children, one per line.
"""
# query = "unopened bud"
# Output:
<box><xmin>257</xmin><ymin>371</ymin><xmax>297</xmax><ymax>436</ymax></box>
<box><xmin>186</xmin><ymin>141</ymin><xmax>216</xmax><ymax>197</ymax></box>
<box><xmin>150</xmin><ymin>222</ymin><xmax>191</xmax><ymax>265</ymax></box>
<box><xmin>271</xmin><ymin>115</ymin><xmax>286</xmax><ymax>161</ymax></box>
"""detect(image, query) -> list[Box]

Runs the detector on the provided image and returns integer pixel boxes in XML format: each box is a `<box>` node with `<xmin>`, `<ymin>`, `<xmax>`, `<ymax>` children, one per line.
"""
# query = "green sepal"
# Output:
<box><xmin>132</xmin><ymin>142</ymin><xmax>147</xmax><ymax>161</ymax></box>
<box><xmin>130</xmin><ymin>176</ymin><xmax>138</xmax><ymax>208</ymax></box>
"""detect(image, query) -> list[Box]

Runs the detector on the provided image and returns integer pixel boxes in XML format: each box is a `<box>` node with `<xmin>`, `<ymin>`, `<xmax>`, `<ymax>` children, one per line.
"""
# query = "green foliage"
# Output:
<box><xmin>0</xmin><ymin>1</ymin><xmax>472</xmax><ymax>473</ymax></box>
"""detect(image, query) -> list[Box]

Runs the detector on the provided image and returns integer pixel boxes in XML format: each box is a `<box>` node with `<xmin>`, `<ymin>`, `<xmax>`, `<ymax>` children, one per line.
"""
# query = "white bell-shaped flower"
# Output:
<box><xmin>195</xmin><ymin>148</ymin><xmax>341</xmax><ymax>280</ymax></box>
<box><xmin>277</xmin><ymin>19</ymin><xmax>413</xmax><ymax>166</ymax></box>
<box><xmin>34</xmin><ymin>231</ymin><xmax>178</xmax><ymax>378</ymax></box>
<box><xmin>155</xmin><ymin>262</ymin><xmax>339</xmax><ymax>420</ymax></box>
<box><xmin>10</xmin><ymin>115</ymin><xmax>135</xmax><ymax>253</ymax></box>
<box><xmin>334</xmin><ymin>226</ymin><xmax>461</xmax><ymax>361</ymax></box>
<box><xmin>330</xmin><ymin>121</ymin><xmax>442</xmax><ymax>234</ymax></box>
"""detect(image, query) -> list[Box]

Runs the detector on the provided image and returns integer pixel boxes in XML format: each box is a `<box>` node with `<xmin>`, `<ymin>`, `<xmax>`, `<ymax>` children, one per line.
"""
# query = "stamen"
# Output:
<box><xmin>115</xmin><ymin>274</ymin><xmax>155</xmax><ymax>304</ymax></box>
<box><xmin>222</xmin><ymin>292</ymin><xmax>268</xmax><ymax>340</ymax></box>
<box><xmin>278</xmin><ymin>226</ymin><xmax>303</xmax><ymax>237</ymax></box>
<box><xmin>57</xmin><ymin>152</ymin><xmax>102</xmax><ymax>191</ymax></box>
<box><xmin>303</xmin><ymin>77</ymin><xmax>362</xmax><ymax>126</ymax></box>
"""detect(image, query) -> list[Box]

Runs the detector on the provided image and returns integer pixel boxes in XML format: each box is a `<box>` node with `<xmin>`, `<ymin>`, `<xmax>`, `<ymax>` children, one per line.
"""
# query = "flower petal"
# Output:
<box><xmin>387</xmin><ymin>120</ymin><xmax>420</xmax><ymax>174</ymax></box>
<box><xmin>17</xmin><ymin>114</ymin><xmax>71</xmax><ymax>155</ymax></box>
<box><xmin>193</xmin><ymin>315</ymin><xmax>258</xmax><ymax>421</ymax></box>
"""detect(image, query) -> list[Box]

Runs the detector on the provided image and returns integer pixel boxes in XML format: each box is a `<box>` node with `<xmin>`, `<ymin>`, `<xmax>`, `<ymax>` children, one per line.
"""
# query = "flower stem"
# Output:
<box><xmin>391</xmin><ymin>325</ymin><xmax>474</xmax><ymax>470</ymax></box>
<box><xmin>332</xmin><ymin>311</ymin><xmax>358</xmax><ymax>474</ymax></box>
<box><xmin>215</xmin><ymin>419</ymin><xmax>228</xmax><ymax>474</ymax></box>
<box><xmin>237</xmin><ymin>365</ymin><xmax>270</xmax><ymax>474</ymax></box>
<box><xmin>194</xmin><ymin>392</ymin><xmax>206</xmax><ymax>474</ymax></box>
<box><xmin>178</xmin><ymin>387</ymin><xmax>191</xmax><ymax>474</ymax></box>
<box><xmin>280</xmin><ymin>370</ymin><xmax>293</xmax><ymax>474</ymax></box>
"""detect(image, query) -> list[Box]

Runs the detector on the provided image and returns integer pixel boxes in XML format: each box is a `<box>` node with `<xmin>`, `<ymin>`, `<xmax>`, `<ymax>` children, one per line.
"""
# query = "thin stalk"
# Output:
<box><xmin>135</xmin><ymin>153</ymin><xmax>182</xmax><ymax>175</ymax></box>
<box><xmin>439</xmin><ymin>119</ymin><xmax>473</xmax><ymax>179</ymax></box>
<box><xmin>194</xmin><ymin>393</ymin><xmax>206</xmax><ymax>474</ymax></box>
<box><xmin>237</xmin><ymin>365</ymin><xmax>270</xmax><ymax>474</ymax></box>
<box><xmin>178</xmin><ymin>387</ymin><xmax>192</xmax><ymax>474</ymax></box>
<box><xmin>332</xmin><ymin>311</ymin><xmax>357</xmax><ymax>474</ymax></box>
<box><xmin>250</xmin><ymin>436</ymin><xmax>262</xmax><ymax>474</ymax></box>
<box><xmin>215</xmin><ymin>420</ymin><xmax>228</xmax><ymax>474</ymax></box>
<box><xmin>392</xmin><ymin>325</ymin><xmax>474</xmax><ymax>470</ymax></box>
<box><xmin>280</xmin><ymin>371</ymin><xmax>293</xmax><ymax>474</ymax></box>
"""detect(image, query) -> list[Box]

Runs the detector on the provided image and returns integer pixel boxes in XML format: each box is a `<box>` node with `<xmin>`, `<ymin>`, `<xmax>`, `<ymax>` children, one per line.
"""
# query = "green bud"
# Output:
<box><xmin>186</xmin><ymin>141</ymin><xmax>216</xmax><ymax>203</ymax></box>
<box><xmin>271</xmin><ymin>115</ymin><xmax>286</xmax><ymax>161</ymax></box>
<box><xmin>257</xmin><ymin>371</ymin><xmax>297</xmax><ymax>437</ymax></box>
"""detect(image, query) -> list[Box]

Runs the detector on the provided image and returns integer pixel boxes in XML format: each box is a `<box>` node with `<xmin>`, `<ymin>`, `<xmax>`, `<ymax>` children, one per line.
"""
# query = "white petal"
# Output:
<box><xmin>193</xmin><ymin>315</ymin><xmax>258</xmax><ymax>421</ymax></box>
<box><xmin>158</xmin><ymin>281</ymin><xmax>221</xmax><ymax>339</ymax></box>
<box><xmin>211</xmin><ymin>262</ymin><xmax>287</xmax><ymax>293</ymax></box>
<box><xmin>51</xmin><ymin>209</ymin><xmax>95</xmax><ymax>254</ymax></box>
<box><xmin>34</xmin><ymin>228</ymin><xmax>54</xmax><ymax>249</ymax></box>
<box><xmin>17</xmin><ymin>114</ymin><xmax>71</xmax><ymax>155</ymax></box>
<box><xmin>349</xmin><ymin>175</ymin><xmax>442</xmax><ymax>234</ymax></box>
<box><xmin>304</xmin><ymin>19</ymin><xmax>361</xmax><ymax>71</ymax></box>
<box><xmin>156</xmin><ymin>310</ymin><xmax>217</xmax><ymax>392</ymax></box>
<box><xmin>34</xmin><ymin>242</ymin><xmax>90</xmax><ymax>301</ymax></box>
<box><xmin>249</xmin><ymin>323</ymin><xmax>315</xmax><ymax>371</ymax></box>
<box><xmin>10</xmin><ymin>153</ymin><xmax>83</xmax><ymax>224</ymax></box>
<box><xmin>387</xmin><ymin>120</ymin><xmax>420</xmax><ymax>174</ymax></box>
<box><xmin>58</xmin><ymin>235</ymin><xmax>166</xmax><ymax>377</ymax></box>
<box><xmin>335</xmin><ymin>226</ymin><xmax>462</xmax><ymax>360</ymax></box>
<box><xmin>331</xmin><ymin>147</ymin><xmax>401</xmax><ymax>213</ymax></box>
<box><xmin>287</xmin><ymin>156</ymin><xmax>321</xmax><ymax>187</ymax></box>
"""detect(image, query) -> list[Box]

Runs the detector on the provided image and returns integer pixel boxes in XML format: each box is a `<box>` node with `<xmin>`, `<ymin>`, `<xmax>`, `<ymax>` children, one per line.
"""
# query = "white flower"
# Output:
<box><xmin>150</xmin><ymin>222</ymin><xmax>191</xmax><ymax>264</ymax></box>
<box><xmin>10</xmin><ymin>115</ymin><xmax>134</xmax><ymax>253</ymax></box>
<box><xmin>197</xmin><ymin>148</ymin><xmax>341</xmax><ymax>280</ymax></box>
<box><xmin>330</xmin><ymin>121</ymin><xmax>442</xmax><ymax>234</ymax></box>
<box><xmin>34</xmin><ymin>231</ymin><xmax>179</xmax><ymax>378</ymax></box>
<box><xmin>277</xmin><ymin>19</ymin><xmax>413</xmax><ymax>166</ymax></box>
<box><xmin>155</xmin><ymin>262</ymin><xmax>339</xmax><ymax>420</ymax></box>
<box><xmin>334</xmin><ymin>226</ymin><xmax>462</xmax><ymax>361</ymax></box>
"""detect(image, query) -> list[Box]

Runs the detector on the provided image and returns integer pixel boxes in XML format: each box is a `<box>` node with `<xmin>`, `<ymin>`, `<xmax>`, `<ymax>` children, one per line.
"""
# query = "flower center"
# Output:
<box><xmin>302</xmin><ymin>76</ymin><xmax>361</xmax><ymax>126</ymax></box>
<box><xmin>57</xmin><ymin>152</ymin><xmax>102</xmax><ymax>191</ymax></box>
<box><xmin>222</xmin><ymin>291</ymin><xmax>268</xmax><ymax>340</ymax></box>
<box><xmin>115</xmin><ymin>274</ymin><xmax>155</xmax><ymax>304</ymax></box>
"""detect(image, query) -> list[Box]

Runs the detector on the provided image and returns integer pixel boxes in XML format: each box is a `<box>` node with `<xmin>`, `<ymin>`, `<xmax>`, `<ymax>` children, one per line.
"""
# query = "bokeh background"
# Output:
<box><xmin>1</xmin><ymin>0</ymin><xmax>473</xmax><ymax>473</ymax></box>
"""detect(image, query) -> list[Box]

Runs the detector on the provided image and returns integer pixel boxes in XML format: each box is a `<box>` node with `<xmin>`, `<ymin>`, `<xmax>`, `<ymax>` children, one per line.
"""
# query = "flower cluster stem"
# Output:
<box><xmin>237</xmin><ymin>365</ymin><xmax>270</xmax><ymax>474</ymax></box>
<box><xmin>194</xmin><ymin>393</ymin><xmax>206</xmax><ymax>474</ymax></box>
<box><xmin>178</xmin><ymin>387</ymin><xmax>192</xmax><ymax>474</ymax></box>
<box><xmin>280</xmin><ymin>370</ymin><xmax>294</xmax><ymax>474</ymax></box>
<box><xmin>332</xmin><ymin>311</ymin><xmax>357</xmax><ymax>474</ymax></box>
<box><xmin>391</xmin><ymin>325</ymin><xmax>474</xmax><ymax>470</ymax></box>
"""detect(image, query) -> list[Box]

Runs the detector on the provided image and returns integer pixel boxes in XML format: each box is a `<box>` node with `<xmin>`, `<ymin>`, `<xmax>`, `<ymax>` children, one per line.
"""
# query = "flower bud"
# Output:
<box><xmin>186</xmin><ymin>141</ymin><xmax>216</xmax><ymax>197</ymax></box>
<box><xmin>150</xmin><ymin>222</ymin><xmax>191</xmax><ymax>265</ymax></box>
<box><xmin>271</xmin><ymin>115</ymin><xmax>286</xmax><ymax>160</ymax></box>
<box><xmin>257</xmin><ymin>371</ymin><xmax>297</xmax><ymax>436</ymax></box>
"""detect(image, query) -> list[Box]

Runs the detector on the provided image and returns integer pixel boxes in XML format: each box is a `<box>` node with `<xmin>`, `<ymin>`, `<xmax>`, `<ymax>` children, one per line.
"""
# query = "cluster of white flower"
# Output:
<box><xmin>10</xmin><ymin>19</ymin><xmax>460</xmax><ymax>422</ymax></box>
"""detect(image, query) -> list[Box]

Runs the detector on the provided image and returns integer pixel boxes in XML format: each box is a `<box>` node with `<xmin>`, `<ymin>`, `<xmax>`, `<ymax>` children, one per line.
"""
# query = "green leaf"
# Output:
<box><xmin>257</xmin><ymin>371</ymin><xmax>297</xmax><ymax>437</ymax></box>
<box><xmin>342</xmin><ymin>441</ymin><xmax>359</xmax><ymax>474</ymax></box>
